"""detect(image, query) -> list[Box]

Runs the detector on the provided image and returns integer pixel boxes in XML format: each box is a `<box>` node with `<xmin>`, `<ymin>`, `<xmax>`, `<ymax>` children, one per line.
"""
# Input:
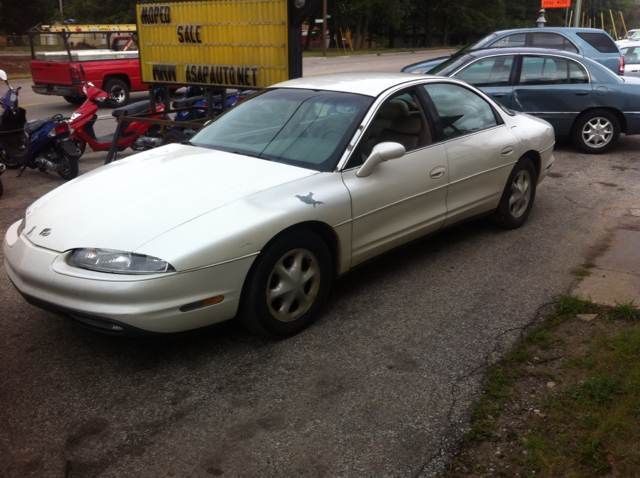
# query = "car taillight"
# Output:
<box><xmin>619</xmin><ymin>56</ymin><xmax>625</xmax><ymax>74</ymax></box>
<box><xmin>48</xmin><ymin>122</ymin><xmax>70</xmax><ymax>137</ymax></box>
<box><xmin>70</xmin><ymin>68</ymin><xmax>81</xmax><ymax>84</ymax></box>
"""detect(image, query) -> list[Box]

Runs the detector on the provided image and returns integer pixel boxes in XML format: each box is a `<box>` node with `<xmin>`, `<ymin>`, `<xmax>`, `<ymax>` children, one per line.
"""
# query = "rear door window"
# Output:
<box><xmin>454</xmin><ymin>56</ymin><xmax>515</xmax><ymax>87</ymax></box>
<box><xmin>531</xmin><ymin>32</ymin><xmax>579</xmax><ymax>53</ymax></box>
<box><xmin>519</xmin><ymin>56</ymin><xmax>588</xmax><ymax>85</ymax></box>
<box><xmin>422</xmin><ymin>83</ymin><xmax>499</xmax><ymax>139</ymax></box>
<box><xmin>576</xmin><ymin>32</ymin><xmax>619</xmax><ymax>53</ymax></box>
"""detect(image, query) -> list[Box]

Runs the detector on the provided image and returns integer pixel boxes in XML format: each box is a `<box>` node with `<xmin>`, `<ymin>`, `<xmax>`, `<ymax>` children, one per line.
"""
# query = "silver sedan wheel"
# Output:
<box><xmin>266</xmin><ymin>248</ymin><xmax>321</xmax><ymax>322</ymax></box>
<box><xmin>581</xmin><ymin>116</ymin><xmax>614</xmax><ymax>149</ymax></box>
<box><xmin>509</xmin><ymin>169</ymin><xmax>532</xmax><ymax>218</ymax></box>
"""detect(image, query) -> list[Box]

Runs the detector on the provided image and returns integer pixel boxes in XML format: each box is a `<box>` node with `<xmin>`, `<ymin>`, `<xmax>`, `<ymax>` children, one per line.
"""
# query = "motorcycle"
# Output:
<box><xmin>69</xmin><ymin>70</ymin><xmax>166</xmax><ymax>157</ymax></box>
<box><xmin>0</xmin><ymin>70</ymin><xmax>80</xmax><ymax>181</ymax></box>
<box><xmin>160</xmin><ymin>88</ymin><xmax>255</xmax><ymax>145</ymax></box>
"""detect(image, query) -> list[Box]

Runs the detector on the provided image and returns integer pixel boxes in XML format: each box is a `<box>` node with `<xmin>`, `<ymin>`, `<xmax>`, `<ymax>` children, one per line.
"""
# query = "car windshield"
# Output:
<box><xmin>428</xmin><ymin>54</ymin><xmax>475</xmax><ymax>75</ymax></box>
<box><xmin>190</xmin><ymin>88</ymin><xmax>373</xmax><ymax>172</ymax></box>
<box><xmin>631</xmin><ymin>31</ymin><xmax>640</xmax><ymax>40</ymax></box>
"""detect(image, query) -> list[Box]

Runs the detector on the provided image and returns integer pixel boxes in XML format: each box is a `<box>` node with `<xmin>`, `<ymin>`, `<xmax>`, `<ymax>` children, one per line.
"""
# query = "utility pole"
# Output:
<box><xmin>573</xmin><ymin>0</ymin><xmax>583</xmax><ymax>27</ymax></box>
<box><xmin>322</xmin><ymin>0</ymin><xmax>327</xmax><ymax>56</ymax></box>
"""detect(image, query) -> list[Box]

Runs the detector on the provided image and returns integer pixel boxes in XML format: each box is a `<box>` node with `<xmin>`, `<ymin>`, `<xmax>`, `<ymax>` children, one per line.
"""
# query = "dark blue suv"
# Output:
<box><xmin>402</xmin><ymin>28</ymin><xmax>624</xmax><ymax>75</ymax></box>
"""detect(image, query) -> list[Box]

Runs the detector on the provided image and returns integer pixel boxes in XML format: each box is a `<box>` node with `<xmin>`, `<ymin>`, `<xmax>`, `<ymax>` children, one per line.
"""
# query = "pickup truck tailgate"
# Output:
<box><xmin>30</xmin><ymin>60</ymin><xmax>72</xmax><ymax>85</ymax></box>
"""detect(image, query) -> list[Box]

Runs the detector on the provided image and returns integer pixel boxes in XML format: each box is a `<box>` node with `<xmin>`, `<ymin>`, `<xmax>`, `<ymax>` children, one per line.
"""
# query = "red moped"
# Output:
<box><xmin>69</xmin><ymin>80</ymin><xmax>166</xmax><ymax>158</ymax></box>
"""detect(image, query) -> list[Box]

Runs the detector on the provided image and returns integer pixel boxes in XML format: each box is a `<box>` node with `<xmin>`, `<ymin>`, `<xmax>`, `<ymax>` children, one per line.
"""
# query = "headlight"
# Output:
<box><xmin>95</xmin><ymin>96</ymin><xmax>108</xmax><ymax>102</ymax></box>
<box><xmin>67</xmin><ymin>248</ymin><xmax>176</xmax><ymax>274</ymax></box>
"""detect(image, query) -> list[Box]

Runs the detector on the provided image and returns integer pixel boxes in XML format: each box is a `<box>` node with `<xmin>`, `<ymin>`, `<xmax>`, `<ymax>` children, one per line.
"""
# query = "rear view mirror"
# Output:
<box><xmin>0</xmin><ymin>70</ymin><xmax>7</xmax><ymax>81</ymax></box>
<box><xmin>356</xmin><ymin>142</ymin><xmax>405</xmax><ymax>177</ymax></box>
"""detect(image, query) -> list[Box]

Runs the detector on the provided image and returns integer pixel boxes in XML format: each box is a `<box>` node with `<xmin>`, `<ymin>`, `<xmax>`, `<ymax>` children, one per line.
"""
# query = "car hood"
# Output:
<box><xmin>23</xmin><ymin>144</ymin><xmax>316</xmax><ymax>253</ymax></box>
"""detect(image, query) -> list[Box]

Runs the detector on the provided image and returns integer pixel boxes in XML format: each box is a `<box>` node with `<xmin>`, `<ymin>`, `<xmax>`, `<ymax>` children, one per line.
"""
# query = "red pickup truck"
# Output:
<box><xmin>31</xmin><ymin>36</ymin><xmax>144</xmax><ymax>108</ymax></box>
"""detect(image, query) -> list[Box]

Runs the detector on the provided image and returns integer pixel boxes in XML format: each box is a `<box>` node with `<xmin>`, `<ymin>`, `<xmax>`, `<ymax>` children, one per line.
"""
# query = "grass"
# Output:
<box><xmin>444</xmin><ymin>295</ymin><xmax>640</xmax><ymax>478</ymax></box>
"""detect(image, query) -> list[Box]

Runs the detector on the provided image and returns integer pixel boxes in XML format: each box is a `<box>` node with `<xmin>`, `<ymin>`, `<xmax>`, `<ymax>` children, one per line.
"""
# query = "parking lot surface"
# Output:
<box><xmin>2</xmin><ymin>54</ymin><xmax>640</xmax><ymax>477</ymax></box>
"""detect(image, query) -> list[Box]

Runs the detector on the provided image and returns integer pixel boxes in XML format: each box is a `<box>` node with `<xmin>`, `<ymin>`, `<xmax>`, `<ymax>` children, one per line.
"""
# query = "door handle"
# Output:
<box><xmin>430</xmin><ymin>166</ymin><xmax>446</xmax><ymax>179</ymax></box>
<box><xmin>575</xmin><ymin>91</ymin><xmax>589</xmax><ymax>96</ymax></box>
<box><xmin>492</xmin><ymin>93</ymin><xmax>506</xmax><ymax>97</ymax></box>
<box><xmin>501</xmin><ymin>146</ymin><xmax>514</xmax><ymax>157</ymax></box>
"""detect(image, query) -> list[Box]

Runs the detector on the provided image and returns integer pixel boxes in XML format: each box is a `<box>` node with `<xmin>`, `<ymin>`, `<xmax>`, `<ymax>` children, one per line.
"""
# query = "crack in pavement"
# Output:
<box><xmin>412</xmin><ymin>300</ymin><xmax>557</xmax><ymax>477</ymax></box>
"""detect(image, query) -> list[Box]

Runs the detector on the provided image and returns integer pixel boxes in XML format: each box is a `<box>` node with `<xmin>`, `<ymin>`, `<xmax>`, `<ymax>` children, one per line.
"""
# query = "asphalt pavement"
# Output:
<box><xmin>1</xmin><ymin>53</ymin><xmax>640</xmax><ymax>478</ymax></box>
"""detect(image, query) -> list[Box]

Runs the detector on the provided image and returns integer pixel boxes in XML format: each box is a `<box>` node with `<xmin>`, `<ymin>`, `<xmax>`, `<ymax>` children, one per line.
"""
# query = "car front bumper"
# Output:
<box><xmin>3</xmin><ymin>220</ymin><xmax>257</xmax><ymax>334</ymax></box>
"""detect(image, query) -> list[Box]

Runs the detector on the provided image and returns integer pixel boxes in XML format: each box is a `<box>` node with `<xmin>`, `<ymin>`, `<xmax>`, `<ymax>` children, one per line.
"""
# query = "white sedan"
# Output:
<box><xmin>3</xmin><ymin>73</ymin><xmax>555</xmax><ymax>338</ymax></box>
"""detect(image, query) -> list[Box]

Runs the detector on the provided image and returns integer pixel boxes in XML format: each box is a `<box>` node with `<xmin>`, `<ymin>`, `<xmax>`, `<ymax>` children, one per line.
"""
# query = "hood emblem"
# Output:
<box><xmin>39</xmin><ymin>228</ymin><xmax>52</xmax><ymax>236</ymax></box>
<box><xmin>295</xmin><ymin>192</ymin><xmax>325</xmax><ymax>208</ymax></box>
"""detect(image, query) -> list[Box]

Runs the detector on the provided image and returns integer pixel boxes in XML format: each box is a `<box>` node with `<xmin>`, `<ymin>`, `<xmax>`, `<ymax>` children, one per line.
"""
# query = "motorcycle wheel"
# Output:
<box><xmin>161</xmin><ymin>129</ymin><xmax>187</xmax><ymax>145</ymax></box>
<box><xmin>57</xmin><ymin>151</ymin><xmax>79</xmax><ymax>181</ymax></box>
<box><xmin>0</xmin><ymin>179</ymin><xmax>3</xmax><ymax>198</ymax></box>
<box><xmin>0</xmin><ymin>149</ymin><xmax>21</xmax><ymax>169</ymax></box>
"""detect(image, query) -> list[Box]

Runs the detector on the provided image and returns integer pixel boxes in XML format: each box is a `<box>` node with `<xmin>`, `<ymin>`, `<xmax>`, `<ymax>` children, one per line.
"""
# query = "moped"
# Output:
<box><xmin>0</xmin><ymin>70</ymin><xmax>80</xmax><ymax>180</ymax></box>
<box><xmin>69</xmin><ymin>73</ymin><xmax>166</xmax><ymax>157</ymax></box>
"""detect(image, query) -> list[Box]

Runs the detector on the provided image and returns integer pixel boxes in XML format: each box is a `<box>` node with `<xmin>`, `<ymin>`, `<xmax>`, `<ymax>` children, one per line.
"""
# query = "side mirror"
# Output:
<box><xmin>356</xmin><ymin>142</ymin><xmax>405</xmax><ymax>178</ymax></box>
<box><xmin>0</xmin><ymin>70</ymin><xmax>7</xmax><ymax>81</ymax></box>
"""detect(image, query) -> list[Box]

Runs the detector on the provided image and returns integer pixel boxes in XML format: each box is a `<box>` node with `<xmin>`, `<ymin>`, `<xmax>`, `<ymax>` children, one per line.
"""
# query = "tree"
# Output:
<box><xmin>0</xmin><ymin>0</ymin><xmax>55</xmax><ymax>34</ymax></box>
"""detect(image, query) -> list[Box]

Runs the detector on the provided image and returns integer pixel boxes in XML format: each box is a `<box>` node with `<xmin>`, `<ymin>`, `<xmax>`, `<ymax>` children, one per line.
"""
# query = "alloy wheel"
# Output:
<box><xmin>581</xmin><ymin>117</ymin><xmax>614</xmax><ymax>149</ymax></box>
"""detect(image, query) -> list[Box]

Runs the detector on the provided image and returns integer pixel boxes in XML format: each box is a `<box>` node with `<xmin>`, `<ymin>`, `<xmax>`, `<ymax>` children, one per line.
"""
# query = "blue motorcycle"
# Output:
<box><xmin>0</xmin><ymin>70</ymin><xmax>80</xmax><ymax>181</ymax></box>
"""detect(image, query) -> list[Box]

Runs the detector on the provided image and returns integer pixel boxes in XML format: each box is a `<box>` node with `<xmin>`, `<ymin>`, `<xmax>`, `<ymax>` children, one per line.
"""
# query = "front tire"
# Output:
<box><xmin>493</xmin><ymin>157</ymin><xmax>537</xmax><ymax>229</ymax></box>
<box><xmin>104</xmin><ymin>78</ymin><xmax>130</xmax><ymax>108</ymax></box>
<box><xmin>572</xmin><ymin>109</ymin><xmax>620</xmax><ymax>154</ymax></box>
<box><xmin>239</xmin><ymin>230</ymin><xmax>332</xmax><ymax>338</ymax></box>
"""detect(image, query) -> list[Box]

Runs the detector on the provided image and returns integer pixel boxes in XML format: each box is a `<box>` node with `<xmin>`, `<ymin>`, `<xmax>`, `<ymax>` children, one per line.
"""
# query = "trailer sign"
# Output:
<box><xmin>136</xmin><ymin>0</ymin><xmax>289</xmax><ymax>88</ymax></box>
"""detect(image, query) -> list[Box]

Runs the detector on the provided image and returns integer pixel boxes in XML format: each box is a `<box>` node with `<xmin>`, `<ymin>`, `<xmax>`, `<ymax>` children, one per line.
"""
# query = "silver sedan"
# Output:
<box><xmin>3</xmin><ymin>73</ymin><xmax>555</xmax><ymax>338</ymax></box>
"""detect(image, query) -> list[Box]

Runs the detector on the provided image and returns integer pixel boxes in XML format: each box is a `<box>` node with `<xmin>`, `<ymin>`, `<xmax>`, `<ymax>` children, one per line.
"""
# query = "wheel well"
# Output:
<box><xmin>103</xmin><ymin>74</ymin><xmax>131</xmax><ymax>90</ymax></box>
<box><xmin>261</xmin><ymin>221</ymin><xmax>341</xmax><ymax>277</ymax></box>
<box><xmin>574</xmin><ymin>107</ymin><xmax>626</xmax><ymax>134</ymax></box>
<box><xmin>521</xmin><ymin>150</ymin><xmax>541</xmax><ymax>180</ymax></box>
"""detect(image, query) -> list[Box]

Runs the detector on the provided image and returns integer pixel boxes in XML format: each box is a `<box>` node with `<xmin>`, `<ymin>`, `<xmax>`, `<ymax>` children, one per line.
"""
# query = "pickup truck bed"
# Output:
<box><xmin>31</xmin><ymin>50</ymin><xmax>144</xmax><ymax>107</ymax></box>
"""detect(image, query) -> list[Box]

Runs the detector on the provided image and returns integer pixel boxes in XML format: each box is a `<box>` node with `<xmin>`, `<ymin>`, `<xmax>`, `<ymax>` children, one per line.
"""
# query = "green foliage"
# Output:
<box><xmin>570</xmin><ymin>374</ymin><xmax>620</xmax><ymax>405</ymax></box>
<box><xmin>576</xmin><ymin>437</ymin><xmax>611</xmax><ymax>473</ymax></box>
<box><xmin>609</xmin><ymin>301</ymin><xmax>640</xmax><ymax>321</ymax></box>
<box><xmin>0</xmin><ymin>0</ymin><xmax>54</xmax><ymax>34</ymax></box>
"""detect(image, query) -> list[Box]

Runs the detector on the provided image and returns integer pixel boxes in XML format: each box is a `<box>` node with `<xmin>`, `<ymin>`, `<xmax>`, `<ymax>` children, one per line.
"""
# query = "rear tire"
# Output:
<box><xmin>63</xmin><ymin>96</ymin><xmax>85</xmax><ymax>105</ymax></box>
<box><xmin>238</xmin><ymin>230</ymin><xmax>332</xmax><ymax>338</ymax></box>
<box><xmin>161</xmin><ymin>129</ymin><xmax>187</xmax><ymax>145</ymax></box>
<box><xmin>493</xmin><ymin>157</ymin><xmax>537</xmax><ymax>229</ymax></box>
<box><xmin>104</xmin><ymin>78</ymin><xmax>130</xmax><ymax>108</ymax></box>
<box><xmin>57</xmin><ymin>152</ymin><xmax>79</xmax><ymax>180</ymax></box>
<box><xmin>572</xmin><ymin>109</ymin><xmax>620</xmax><ymax>154</ymax></box>
<box><xmin>0</xmin><ymin>149</ymin><xmax>20</xmax><ymax>169</ymax></box>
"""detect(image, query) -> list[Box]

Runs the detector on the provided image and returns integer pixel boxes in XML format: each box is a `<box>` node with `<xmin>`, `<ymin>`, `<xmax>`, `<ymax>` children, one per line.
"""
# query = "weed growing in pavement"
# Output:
<box><xmin>444</xmin><ymin>295</ymin><xmax>640</xmax><ymax>478</ymax></box>
<box><xmin>609</xmin><ymin>301</ymin><xmax>640</xmax><ymax>321</ymax></box>
<box><xmin>572</xmin><ymin>268</ymin><xmax>591</xmax><ymax>278</ymax></box>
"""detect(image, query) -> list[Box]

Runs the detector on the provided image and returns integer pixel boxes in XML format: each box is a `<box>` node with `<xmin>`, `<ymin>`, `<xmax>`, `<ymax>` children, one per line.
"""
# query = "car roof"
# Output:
<box><xmin>272</xmin><ymin>72</ymin><xmax>442</xmax><ymax>96</ymax></box>
<box><xmin>466</xmin><ymin>46</ymin><xmax>599</xmax><ymax>65</ymax></box>
<box><xmin>491</xmin><ymin>27</ymin><xmax>612</xmax><ymax>35</ymax></box>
